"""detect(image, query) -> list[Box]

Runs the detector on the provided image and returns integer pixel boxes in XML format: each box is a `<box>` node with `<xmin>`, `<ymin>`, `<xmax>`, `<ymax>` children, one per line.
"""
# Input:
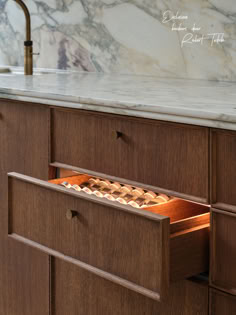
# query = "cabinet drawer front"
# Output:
<box><xmin>8</xmin><ymin>173</ymin><xmax>209</xmax><ymax>301</ymax></box>
<box><xmin>210</xmin><ymin>289</ymin><xmax>236</xmax><ymax>315</ymax></box>
<box><xmin>211</xmin><ymin>130</ymin><xmax>236</xmax><ymax>211</ymax></box>
<box><xmin>8</xmin><ymin>173</ymin><xmax>169</xmax><ymax>301</ymax></box>
<box><xmin>52</xmin><ymin>258</ymin><xmax>209</xmax><ymax>315</ymax></box>
<box><xmin>51</xmin><ymin>109</ymin><xmax>209</xmax><ymax>202</ymax></box>
<box><xmin>210</xmin><ymin>209</ymin><xmax>236</xmax><ymax>294</ymax></box>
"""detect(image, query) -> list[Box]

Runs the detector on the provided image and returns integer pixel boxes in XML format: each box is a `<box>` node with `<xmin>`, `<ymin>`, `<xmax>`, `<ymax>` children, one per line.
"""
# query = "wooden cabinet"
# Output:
<box><xmin>0</xmin><ymin>170</ymin><xmax>9</xmax><ymax>314</ymax></box>
<box><xmin>210</xmin><ymin>208</ymin><xmax>236</xmax><ymax>294</ymax></box>
<box><xmin>0</xmin><ymin>171</ymin><xmax>50</xmax><ymax>315</ymax></box>
<box><xmin>8</xmin><ymin>172</ymin><xmax>209</xmax><ymax>301</ymax></box>
<box><xmin>0</xmin><ymin>100</ymin><xmax>50</xmax><ymax>315</ymax></box>
<box><xmin>0</xmin><ymin>100</ymin><xmax>221</xmax><ymax>314</ymax></box>
<box><xmin>51</xmin><ymin>108</ymin><xmax>209</xmax><ymax>203</ymax></box>
<box><xmin>52</xmin><ymin>258</ymin><xmax>208</xmax><ymax>315</ymax></box>
<box><xmin>0</xmin><ymin>99</ymin><xmax>49</xmax><ymax>177</ymax></box>
<box><xmin>210</xmin><ymin>288</ymin><xmax>236</xmax><ymax>315</ymax></box>
<box><xmin>211</xmin><ymin>129</ymin><xmax>236</xmax><ymax>211</ymax></box>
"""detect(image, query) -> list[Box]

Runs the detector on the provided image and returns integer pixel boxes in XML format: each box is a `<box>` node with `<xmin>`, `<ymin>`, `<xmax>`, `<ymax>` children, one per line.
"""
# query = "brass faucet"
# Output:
<box><xmin>13</xmin><ymin>0</ymin><xmax>33</xmax><ymax>75</ymax></box>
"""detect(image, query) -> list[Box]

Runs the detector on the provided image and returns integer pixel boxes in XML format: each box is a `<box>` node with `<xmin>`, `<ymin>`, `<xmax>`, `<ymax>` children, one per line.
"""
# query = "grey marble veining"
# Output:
<box><xmin>0</xmin><ymin>69</ymin><xmax>236</xmax><ymax>130</ymax></box>
<box><xmin>0</xmin><ymin>0</ymin><xmax>235</xmax><ymax>81</ymax></box>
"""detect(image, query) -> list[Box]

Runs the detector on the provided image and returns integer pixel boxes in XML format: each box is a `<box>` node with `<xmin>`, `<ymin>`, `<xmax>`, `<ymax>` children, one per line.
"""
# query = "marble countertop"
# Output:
<box><xmin>0</xmin><ymin>68</ymin><xmax>236</xmax><ymax>130</ymax></box>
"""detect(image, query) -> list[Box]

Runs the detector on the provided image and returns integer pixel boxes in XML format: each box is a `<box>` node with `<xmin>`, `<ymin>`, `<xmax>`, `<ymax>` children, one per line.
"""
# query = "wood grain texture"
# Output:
<box><xmin>7</xmin><ymin>238</ymin><xmax>50</xmax><ymax>315</ymax></box>
<box><xmin>211</xmin><ymin>129</ymin><xmax>236</xmax><ymax>211</ymax></box>
<box><xmin>210</xmin><ymin>208</ymin><xmax>236</xmax><ymax>295</ymax></box>
<box><xmin>0</xmin><ymin>99</ymin><xmax>49</xmax><ymax>178</ymax></box>
<box><xmin>9</xmin><ymin>233</ymin><xmax>160</xmax><ymax>301</ymax></box>
<box><xmin>8</xmin><ymin>173</ymin><xmax>209</xmax><ymax>300</ymax></box>
<box><xmin>51</xmin><ymin>108</ymin><xmax>209</xmax><ymax>202</ymax></box>
<box><xmin>51</xmin><ymin>258</ymin><xmax>209</xmax><ymax>315</ymax></box>
<box><xmin>0</xmin><ymin>100</ymin><xmax>211</xmax><ymax>313</ymax></box>
<box><xmin>0</xmin><ymin>100</ymin><xmax>50</xmax><ymax>315</ymax></box>
<box><xmin>0</xmin><ymin>171</ymin><xmax>49</xmax><ymax>315</ymax></box>
<box><xmin>170</xmin><ymin>225</ymin><xmax>209</xmax><ymax>282</ymax></box>
<box><xmin>50</xmin><ymin>161</ymin><xmax>207</xmax><ymax>204</ymax></box>
<box><xmin>0</xmin><ymin>170</ymin><xmax>9</xmax><ymax>314</ymax></box>
<box><xmin>8</xmin><ymin>174</ymin><xmax>169</xmax><ymax>298</ymax></box>
<box><xmin>210</xmin><ymin>288</ymin><xmax>236</xmax><ymax>315</ymax></box>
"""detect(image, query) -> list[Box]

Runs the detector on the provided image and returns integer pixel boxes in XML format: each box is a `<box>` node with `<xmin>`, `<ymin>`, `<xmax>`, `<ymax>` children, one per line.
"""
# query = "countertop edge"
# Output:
<box><xmin>1</xmin><ymin>91</ymin><xmax>236</xmax><ymax>131</ymax></box>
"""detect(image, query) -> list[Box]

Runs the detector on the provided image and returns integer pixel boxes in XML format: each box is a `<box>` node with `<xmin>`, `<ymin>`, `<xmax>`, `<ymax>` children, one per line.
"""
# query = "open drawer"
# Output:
<box><xmin>8</xmin><ymin>172</ymin><xmax>210</xmax><ymax>301</ymax></box>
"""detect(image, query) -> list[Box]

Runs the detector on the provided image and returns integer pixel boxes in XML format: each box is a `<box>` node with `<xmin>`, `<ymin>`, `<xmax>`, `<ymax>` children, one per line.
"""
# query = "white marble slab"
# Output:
<box><xmin>1</xmin><ymin>0</ymin><xmax>236</xmax><ymax>82</ymax></box>
<box><xmin>0</xmin><ymin>68</ymin><xmax>236</xmax><ymax>131</ymax></box>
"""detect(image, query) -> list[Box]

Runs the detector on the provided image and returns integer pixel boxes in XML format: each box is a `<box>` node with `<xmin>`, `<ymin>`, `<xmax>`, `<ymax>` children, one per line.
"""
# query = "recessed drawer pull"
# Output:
<box><xmin>111</xmin><ymin>130</ymin><xmax>122</xmax><ymax>140</ymax></box>
<box><xmin>66</xmin><ymin>210</ymin><xmax>78</xmax><ymax>220</ymax></box>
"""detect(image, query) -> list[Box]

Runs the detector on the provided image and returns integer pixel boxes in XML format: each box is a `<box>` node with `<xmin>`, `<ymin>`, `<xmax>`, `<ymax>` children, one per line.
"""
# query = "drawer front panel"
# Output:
<box><xmin>210</xmin><ymin>289</ymin><xmax>236</xmax><ymax>315</ymax></box>
<box><xmin>211</xmin><ymin>130</ymin><xmax>236</xmax><ymax>211</ymax></box>
<box><xmin>51</xmin><ymin>109</ymin><xmax>209</xmax><ymax>202</ymax></box>
<box><xmin>52</xmin><ymin>258</ymin><xmax>159</xmax><ymax>315</ymax></box>
<box><xmin>210</xmin><ymin>209</ymin><xmax>236</xmax><ymax>294</ymax></box>
<box><xmin>8</xmin><ymin>174</ymin><xmax>169</xmax><ymax>300</ymax></box>
<box><xmin>52</xmin><ymin>258</ymin><xmax>208</xmax><ymax>315</ymax></box>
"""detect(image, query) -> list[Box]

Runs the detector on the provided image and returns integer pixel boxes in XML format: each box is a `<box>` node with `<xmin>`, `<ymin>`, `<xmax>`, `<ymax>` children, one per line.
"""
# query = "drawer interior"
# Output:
<box><xmin>49</xmin><ymin>168</ymin><xmax>210</xmax><ymax>235</ymax></box>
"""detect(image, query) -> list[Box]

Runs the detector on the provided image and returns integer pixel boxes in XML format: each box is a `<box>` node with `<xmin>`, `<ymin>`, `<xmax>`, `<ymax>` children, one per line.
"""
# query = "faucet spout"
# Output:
<box><xmin>14</xmin><ymin>0</ymin><xmax>31</xmax><ymax>41</ymax></box>
<box><xmin>13</xmin><ymin>0</ymin><xmax>33</xmax><ymax>75</ymax></box>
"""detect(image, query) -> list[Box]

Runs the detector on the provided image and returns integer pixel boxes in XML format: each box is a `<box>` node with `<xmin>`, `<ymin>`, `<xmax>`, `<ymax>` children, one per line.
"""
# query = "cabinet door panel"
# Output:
<box><xmin>52</xmin><ymin>258</ymin><xmax>208</xmax><ymax>315</ymax></box>
<box><xmin>211</xmin><ymin>209</ymin><xmax>236</xmax><ymax>294</ymax></box>
<box><xmin>211</xmin><ymin>129</ymin><xmax>236</xmax><ymax>211</ymax></box>
<box><xmin>210</xmin><ymin>289</ymin><xmax>236</xmax><ymax>315</ymax></box>
<box><xmin>0</xmin><ymin>170</ymin><xmax>50</xmax><ymax>315</ymax></box>
<box><xmin>0</xmin><ymin>100</ymin><xmax>50</xmax><ymax>315</ymax></box>
<box><xmin>0</xmin><ymin>99</ymin><xmax>49</xmax><ymax>179</ymax></box>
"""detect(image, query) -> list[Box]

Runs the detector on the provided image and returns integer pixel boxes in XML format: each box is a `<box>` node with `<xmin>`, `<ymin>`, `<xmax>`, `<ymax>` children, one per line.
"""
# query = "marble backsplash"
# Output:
<box><xmin>0</xmin><ymin>0</ymin><xmax>235</xmax><ymax>81</ymax></box>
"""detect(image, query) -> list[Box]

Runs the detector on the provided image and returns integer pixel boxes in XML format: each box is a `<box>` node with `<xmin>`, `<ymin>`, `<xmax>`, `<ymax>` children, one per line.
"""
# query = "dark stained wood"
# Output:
<box><xmin>210</xmin><ymin>288</ymin><xmax>236</xmax><ymax>315</ymax></box>
<box><xmin>211</xmin><ymin>129</ymin><xmax>236</xmax><ymax>211</ymax></box>
<box><xmin>0</xmin><ymin>99</ymin><xmax>49</xmax><ymax>178</ymax></box>
<box><xmin>51</xmin><ymin>108</ymin><xmax>209</xmax><ymax>203</ymax></box>
<box><xmin>210</xmin><ymin>208</ymin><xmax>236</xmax><ymax>295</ymax></box>
<box><xmin>7</xmin><ymin>238</ymin><xmax>50</xmax><ymax>315</ymax></box>
<box><xmin>50</xmin><ymin>161</ymin><xmax>208</xmax><ymax>204</ymax></box>
<box><xmin>0</xmin><ymin>99</ymin><xmax>212</xmax><ymax>313</ymax></box>
<box><xmin>0</xmin><ymin>100</ymin><xmax>50</xmax><ymax>315</ymax></box>
<box><xmin>51</xmin><ymin>258</ymin><xmax>209</xmax><ymax>315</ymax></box>
<box><xmin>0</xmin><ymin>171</ymin><xmax>50</xmax><ymax>315</ymax></box>
<box><xmin>9</xmin><ymin>233</ymin><xmax>160</xmax><ymax>301</ymax></box>
<box><xmin>170</xmin><ymin>225</ymin><xmax>209</xmax><ymax>282</ymax></box>
<box><xmin>49</xmin><ymin>174</ymin><xmax>210</xmax><ymax>224</ymax></box>
<box><xmin>0</xmin><ymin>170</ymin><xmax>9</xmax><ymax>314</ymax></box>
<box><xmin>8</xmin><ymin>173</ymin><xmax>209</xmax><ymax>300</ymax></box>
<box><xmin>8</xmin><ymin>173</ymin><xmax>169</xmax><ymax>300</ymax></box>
